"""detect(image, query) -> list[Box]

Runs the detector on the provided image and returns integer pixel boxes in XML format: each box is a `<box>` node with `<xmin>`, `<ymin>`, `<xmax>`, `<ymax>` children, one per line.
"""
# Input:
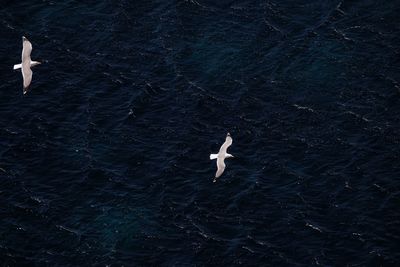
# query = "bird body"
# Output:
<box><xmin>210</xmin><ymin>133</ymin><xmax>234</xmax><ymax>182</ymax></box>
<box><xmin>13</xmin><ymin>61</ymin><xmax>40</xmax><ymax>70</ymax></box>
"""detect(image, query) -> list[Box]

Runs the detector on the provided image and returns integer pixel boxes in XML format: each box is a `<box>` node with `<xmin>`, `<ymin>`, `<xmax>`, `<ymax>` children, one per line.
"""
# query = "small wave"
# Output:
<box><xmin>293</xmin><ymin>104</ymin><xmax>315</xmax><ymax>113</ymax></box>
<box><xmin>56</xmin><ymin>225</ymin><xmax>81</xmax><ymax>237</ymax></box>
<box><xmin>305</xmin><ymin>222</ymin><xmax>323</xmax><ymax>233</ymax></box>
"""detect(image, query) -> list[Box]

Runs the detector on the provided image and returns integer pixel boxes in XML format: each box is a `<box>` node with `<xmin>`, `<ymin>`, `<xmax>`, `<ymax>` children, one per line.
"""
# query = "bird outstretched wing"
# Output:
<box><xmin>218</xmin><ymin>133</ymin><xmax>232</xmax><ymax>154</ymax></box>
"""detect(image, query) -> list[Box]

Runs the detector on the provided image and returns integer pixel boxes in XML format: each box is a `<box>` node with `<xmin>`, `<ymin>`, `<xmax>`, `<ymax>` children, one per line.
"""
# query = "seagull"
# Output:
<box><xmin>210</xmin><ymin>133</ymin><xmax>234</xmax><ymax>182</ymax></box>
<box><xmin>13</xmin><ymin>36</ymin><xmax>41</xmax><ymax>94</ymax></box>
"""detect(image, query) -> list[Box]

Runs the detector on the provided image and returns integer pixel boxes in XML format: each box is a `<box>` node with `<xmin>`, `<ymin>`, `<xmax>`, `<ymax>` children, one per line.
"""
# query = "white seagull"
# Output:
<box><xmin>210</xmin><ymin>133</ymin><xmax>234</xmax><ymax>182</ymax></box>
<box><xmin>13</xmin><ymin>36</ymin><xmax>41</xmax><ymax>94</ymax></box>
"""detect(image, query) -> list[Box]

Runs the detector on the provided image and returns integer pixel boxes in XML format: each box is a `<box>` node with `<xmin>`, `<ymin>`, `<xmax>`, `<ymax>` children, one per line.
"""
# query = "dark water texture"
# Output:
<box><xmin>0</xmin><ymin>0</ymin><xmax>400</xmax><ymax>266</ymax></box>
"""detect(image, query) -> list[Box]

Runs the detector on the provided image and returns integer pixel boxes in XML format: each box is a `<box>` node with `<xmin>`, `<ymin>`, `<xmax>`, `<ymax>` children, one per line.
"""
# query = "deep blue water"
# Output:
<box><xmin>1</xmin><ymin>0</ymin><xmax>400</xmax><ymax>266</ymax></box>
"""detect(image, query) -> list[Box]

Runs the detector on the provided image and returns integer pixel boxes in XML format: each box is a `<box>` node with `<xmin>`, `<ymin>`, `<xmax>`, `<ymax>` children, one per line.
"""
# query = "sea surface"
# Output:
<box><xmin>0</xmin><ymin>0</ymin><xmax>400</xmax><ymax>266</ymax></box>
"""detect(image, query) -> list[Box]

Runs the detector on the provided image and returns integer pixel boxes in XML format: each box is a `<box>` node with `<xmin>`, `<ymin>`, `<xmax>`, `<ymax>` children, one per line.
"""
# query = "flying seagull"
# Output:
<box><xmin>13</xmin><ymin>36</ymin><xmax>41</xmax><ymax>94</ymax></box>
<box><xmin>210</xmin><ymin>133</ymin><xmax>234</xmax><ymax>182</ymax></box>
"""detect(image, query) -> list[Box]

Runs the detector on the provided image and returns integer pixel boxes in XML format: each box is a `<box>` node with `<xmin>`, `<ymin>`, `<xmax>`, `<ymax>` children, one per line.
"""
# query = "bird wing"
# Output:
<box><xmin>22</xmin><ymin>67</ymin><xmax>32</xmax><ymax>92</ymax></box>
<box><xmin>218</xmin><ymin>133</ymin><xmax>233</xmax><ymax>154</ymax></box>
<box><xmin>22</xmin><ymin>36</ymin><xmax>32</xmax><ymax>63</ymax></box>
<box><xmin>215</xmin><ymin>157</ymin><xmax>226</xmax><ymax>178</ymax></box>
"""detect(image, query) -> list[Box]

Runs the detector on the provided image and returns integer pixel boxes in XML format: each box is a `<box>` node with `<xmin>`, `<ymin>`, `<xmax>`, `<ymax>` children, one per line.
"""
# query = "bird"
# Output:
<box><xmin>13</xmin><ymin>36</ymin><xmax>41</xmax><ymax>94</ymax></box>
<box><xmin>210</xmin><ymin>133</ymin><xmax>234</xmax><ymax>182</ymax></box>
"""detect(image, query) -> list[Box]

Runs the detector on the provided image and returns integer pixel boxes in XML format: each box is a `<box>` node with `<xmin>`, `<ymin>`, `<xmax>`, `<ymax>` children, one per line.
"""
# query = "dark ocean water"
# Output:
<box><xmin>1</xmin><ymin>0</ymin><xmax>400</xmax><ymax>266</ymax></box>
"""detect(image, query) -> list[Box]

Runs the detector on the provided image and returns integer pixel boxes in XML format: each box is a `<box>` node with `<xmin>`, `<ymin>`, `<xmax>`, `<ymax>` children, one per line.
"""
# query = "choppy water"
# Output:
<box><xmin>1</xmin><ymin>0</ymin><xmax>400</xmax><ymax>266</ymax></box>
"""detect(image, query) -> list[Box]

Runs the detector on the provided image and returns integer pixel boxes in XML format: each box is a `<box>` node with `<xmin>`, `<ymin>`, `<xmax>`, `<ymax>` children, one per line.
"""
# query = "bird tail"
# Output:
<box><xmin>30</xmin><ymin>61</ymin><xmax>41</xmax><ymax>67</ymax></box>
<box><xmin>210</xmin><ymin>154</ymin><xmax>218</xmax><ymax>160</ymax></box>
<box><xmin>13</xmin><ymin>64</ymin><xmax>22</xmax><ymax>70</ymax></box>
